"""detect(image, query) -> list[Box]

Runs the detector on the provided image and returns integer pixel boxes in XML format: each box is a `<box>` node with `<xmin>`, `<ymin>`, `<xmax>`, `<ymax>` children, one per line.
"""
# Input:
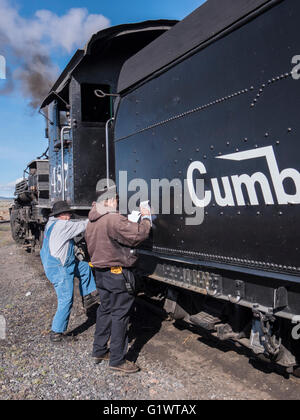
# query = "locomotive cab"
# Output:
<box><xmin>40</xmin><ymin>20</ymin><xmax>177</xmax><ymax>215</ymax></box>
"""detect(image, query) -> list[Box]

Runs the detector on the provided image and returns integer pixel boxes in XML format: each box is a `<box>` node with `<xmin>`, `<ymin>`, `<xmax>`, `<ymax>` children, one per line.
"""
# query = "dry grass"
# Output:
<box><xmin>0</xmin><ymin>200</ymin><xmax>12</xmax><ymax>221</ymax></box>
<box><xmin>0</xmin><ymin>200</ymin><xmax>12</xmax><ymax>246</ymax></box>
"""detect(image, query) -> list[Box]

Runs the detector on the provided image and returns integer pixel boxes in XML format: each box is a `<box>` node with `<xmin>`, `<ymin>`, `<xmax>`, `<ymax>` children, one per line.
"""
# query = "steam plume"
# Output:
<box><xmin>0</xmin><ymin>0</ymin><xmax>110</xmax><ymax>108</ymax></box>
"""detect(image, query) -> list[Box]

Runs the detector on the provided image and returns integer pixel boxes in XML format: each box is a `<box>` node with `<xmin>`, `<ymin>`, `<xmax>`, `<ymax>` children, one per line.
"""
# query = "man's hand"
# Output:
<box><xmin>140</xmin><ymin>206</ymin><xmax>151</xmax><ymax>218</ymax></box>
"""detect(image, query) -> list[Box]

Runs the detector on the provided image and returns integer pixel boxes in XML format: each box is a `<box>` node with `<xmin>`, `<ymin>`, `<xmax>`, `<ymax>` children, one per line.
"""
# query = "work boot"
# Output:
<box><xmin>93</xmin><ymin>351</ymin><xmax>110</xmax><ymax>365</ymax></box>
<box><xmin>82</xmin><ymin>291</ymin><xmax>100</xmax><ymax>309</ymax></box>
<box><xmin>50</xmin><ymin>331</ymin><xmax>76</xmax><ymax>343</ymax></box>
<box><xmin>109</xmin><ymin>360</ymin><xmax>140</xmax><ymax>374</ymax></box>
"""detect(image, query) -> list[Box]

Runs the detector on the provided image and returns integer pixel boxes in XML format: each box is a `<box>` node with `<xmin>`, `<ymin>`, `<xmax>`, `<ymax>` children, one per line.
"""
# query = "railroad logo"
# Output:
<box><xmin>187</xmin><ymin>146</ymin><xmax>300</xmax><ymax>208</ymax></box>
<box><xmin>0</xmin><ymin>55</ymin><xmax>6</xmax><ymax>80</ymax></box>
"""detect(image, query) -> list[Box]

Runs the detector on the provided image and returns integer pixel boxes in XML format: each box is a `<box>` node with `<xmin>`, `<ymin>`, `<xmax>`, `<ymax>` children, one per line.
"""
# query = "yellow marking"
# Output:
<box><xmin>111</xmin><ymin>266</ymin><xmax>123</xmax><ymax>274</ymax></box>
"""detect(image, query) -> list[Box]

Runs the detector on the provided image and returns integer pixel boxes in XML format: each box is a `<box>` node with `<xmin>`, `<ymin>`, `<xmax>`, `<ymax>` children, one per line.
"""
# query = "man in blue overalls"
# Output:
<box><xmin>40</xmin><ymin>200</ymin><xmax>98</xmax><ymax>342</ymax></box>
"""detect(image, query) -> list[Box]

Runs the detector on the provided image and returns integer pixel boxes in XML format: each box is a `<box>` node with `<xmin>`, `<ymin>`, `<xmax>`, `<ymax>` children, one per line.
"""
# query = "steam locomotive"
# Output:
<box><xmin>10</xmin><ymin>0</ymin><xmax>300</xmax><ymax>374</ymax></box>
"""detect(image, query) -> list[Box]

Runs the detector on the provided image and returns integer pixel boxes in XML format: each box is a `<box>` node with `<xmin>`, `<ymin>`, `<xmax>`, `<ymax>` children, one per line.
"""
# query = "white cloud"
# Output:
<box><xmin>35</xmin><ymin>8</ymin><xmax>110</xmax><ymax>53</ymax></box>
<box><xmin>0</xmin><ymin>0</ymin><xmax>110</xmax><ymax>54</ymax></box>
<box><xmin>0</xmin><ymin>0</ymin><xmax>111</xmax><ymax>106</ymax></box>
<box><xmin>0</xmin><ymin>178</ymin><xmax>22</xmax><ymax>196</ymax></box>
<box><xmin>0</xmin><ymin>178</ymin><xmax>22</xmax><ymax>189</ymax></box>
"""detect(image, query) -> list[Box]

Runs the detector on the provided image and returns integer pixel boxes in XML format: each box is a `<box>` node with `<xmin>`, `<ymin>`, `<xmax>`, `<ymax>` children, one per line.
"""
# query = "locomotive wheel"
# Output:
<box><xmin>10</xmin><ymin>209</ymin><xmax>27</xmax><ymax>244</ymax></box>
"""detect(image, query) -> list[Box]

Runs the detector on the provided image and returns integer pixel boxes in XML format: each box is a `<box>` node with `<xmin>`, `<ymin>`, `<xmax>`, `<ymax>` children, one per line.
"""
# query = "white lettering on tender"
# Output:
<box><xmin>187</xmin><ymin>146</ymin><xmax>300</xmax><ymax>208</ymax></box>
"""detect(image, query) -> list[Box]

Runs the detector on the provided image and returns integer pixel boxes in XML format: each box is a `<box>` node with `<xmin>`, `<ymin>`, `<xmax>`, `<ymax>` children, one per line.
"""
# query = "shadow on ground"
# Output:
<box><xmin>127</xmin><ymin>301</ymin><xmax>164</xmax><ymax>363</ymax></box>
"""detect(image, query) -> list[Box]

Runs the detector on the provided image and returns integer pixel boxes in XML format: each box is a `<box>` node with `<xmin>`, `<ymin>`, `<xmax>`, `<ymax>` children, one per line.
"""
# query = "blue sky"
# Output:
<box><xmin>0</xmin><ymin>0</ymin><xmax>206</xmax><ymax>196</ymax></box>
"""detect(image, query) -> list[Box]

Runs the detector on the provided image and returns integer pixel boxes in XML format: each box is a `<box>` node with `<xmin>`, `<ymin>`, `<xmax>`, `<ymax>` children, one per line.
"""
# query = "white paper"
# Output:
<box><xmin>128</xmin><ymin>201</ymin><xmax>153</xmax><ymax>225</ymax></box>
<box><xmin>128</xmin><ymin>210</ymin><xmax>141</xmax><ymax>223</ymax></box>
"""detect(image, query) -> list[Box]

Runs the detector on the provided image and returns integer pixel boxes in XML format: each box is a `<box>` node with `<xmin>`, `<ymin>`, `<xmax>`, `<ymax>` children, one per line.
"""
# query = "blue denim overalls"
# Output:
<box><xmin>40</xmin><ymin>221</ymin><xmax>96</xmax><ymax>333</ymax></box>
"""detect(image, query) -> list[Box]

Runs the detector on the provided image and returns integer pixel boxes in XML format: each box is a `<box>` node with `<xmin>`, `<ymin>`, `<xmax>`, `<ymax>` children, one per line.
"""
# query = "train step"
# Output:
<box><xmin>189</xmin><ymin>312</ymin><xmax>222</xmax><ymax>331</ymax></box>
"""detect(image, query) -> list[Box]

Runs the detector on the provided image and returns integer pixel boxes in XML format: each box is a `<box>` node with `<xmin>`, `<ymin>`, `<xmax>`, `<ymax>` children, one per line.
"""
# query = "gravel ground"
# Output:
<box><xmin>1</xmin><ymin>223</ymin><xmax>300</xmax><ymax>401</ymax></box>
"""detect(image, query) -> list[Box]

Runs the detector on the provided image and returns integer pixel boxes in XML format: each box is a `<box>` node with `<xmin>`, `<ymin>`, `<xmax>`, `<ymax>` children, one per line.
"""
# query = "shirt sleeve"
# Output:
<box><xmin>59</xmin><ymin>219</ymin><xmax>89</xmax><ymax>241</ymax></box>
<box><xmin>109</xmin><ymin>214</ymin><xmax>151</xmax><ymax>247</ymax></box>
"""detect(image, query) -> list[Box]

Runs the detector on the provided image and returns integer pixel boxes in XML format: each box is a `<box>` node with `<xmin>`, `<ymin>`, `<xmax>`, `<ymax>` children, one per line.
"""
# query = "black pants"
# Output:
<box><xmin>92</xmin><ymin>269</ymin><xmax>135</xmax><ymax>367</ymax></box>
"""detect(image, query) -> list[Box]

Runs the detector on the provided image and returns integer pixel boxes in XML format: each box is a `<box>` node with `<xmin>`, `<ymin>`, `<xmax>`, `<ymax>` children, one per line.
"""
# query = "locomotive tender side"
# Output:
<box><xmin>114</xmin><ymin>0</ymin><xmax>300</xmax><ymax>370</ymax></box>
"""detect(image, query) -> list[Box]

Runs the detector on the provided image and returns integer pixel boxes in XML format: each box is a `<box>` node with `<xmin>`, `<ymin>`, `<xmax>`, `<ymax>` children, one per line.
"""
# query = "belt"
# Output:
<box><xmin>94</xmin><ymin>267</ymin><xmax>110</xmax><ymax>272</ymax></box>
<box><xmin>94</xmin><ymin>266</ymin><xmax>125</xmax><ymax>274</ymax></box>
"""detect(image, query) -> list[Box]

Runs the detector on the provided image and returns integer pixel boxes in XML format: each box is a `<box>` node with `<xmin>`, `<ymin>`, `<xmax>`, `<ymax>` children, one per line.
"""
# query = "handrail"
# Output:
<box><xmin>60</xmin><ymin>125</ymin><xmax>71</xmax><ymax>200</ymax></box>
<box><xmin>105</xmin><ymin>117</ymin><xmax>114</xmax><ymax>185</ymax></box>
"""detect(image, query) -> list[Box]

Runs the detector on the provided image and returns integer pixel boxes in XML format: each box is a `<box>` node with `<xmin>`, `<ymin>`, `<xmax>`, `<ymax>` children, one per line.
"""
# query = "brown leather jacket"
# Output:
<box><xmin>85</xmin><ymin>204</ymin><xmax>151</xmax><ymax>268</ymax></box>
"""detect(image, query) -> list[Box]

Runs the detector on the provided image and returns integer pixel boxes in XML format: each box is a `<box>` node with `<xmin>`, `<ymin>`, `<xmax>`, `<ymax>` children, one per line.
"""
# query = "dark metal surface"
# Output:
<box><xmin>138</xmin><ymin>252</ymin><xmax>300</xmax><ymax>320</ymax></box>
<box><xmin>115</xmin><ymin>0</ymin><xmax>300</xmax><ymax>280</ymax></box>
<box><xmin>10</xmin><ymin>159</ymin><xmax>50</xmax><ymax>248</ymax></box>
<box><xmin>117</xmin><ymin>0</ymin><xmax>281</xmax><ymax>93</ymax></box>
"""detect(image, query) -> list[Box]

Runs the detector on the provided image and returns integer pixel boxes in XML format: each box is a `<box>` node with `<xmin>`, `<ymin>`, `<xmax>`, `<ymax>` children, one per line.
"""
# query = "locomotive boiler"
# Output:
<box><xmin>10</xmin><ymin>0</ymin><xmax>300</xmax><ymax>374</ymax></box>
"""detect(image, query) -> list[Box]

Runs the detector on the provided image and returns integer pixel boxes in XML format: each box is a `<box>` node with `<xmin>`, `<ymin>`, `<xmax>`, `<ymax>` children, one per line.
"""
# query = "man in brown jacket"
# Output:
<box><xmin>85</xmin><ymin>186</ymin><xmax>151</xmax><ymax>373</ymax></box>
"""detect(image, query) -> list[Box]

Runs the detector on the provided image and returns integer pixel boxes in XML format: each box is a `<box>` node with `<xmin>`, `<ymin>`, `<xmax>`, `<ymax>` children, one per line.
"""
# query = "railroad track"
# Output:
<box><xmin>135</xmin><ymin>292</ymin><xmax>300</xmax><ymax>382</ymax></box>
